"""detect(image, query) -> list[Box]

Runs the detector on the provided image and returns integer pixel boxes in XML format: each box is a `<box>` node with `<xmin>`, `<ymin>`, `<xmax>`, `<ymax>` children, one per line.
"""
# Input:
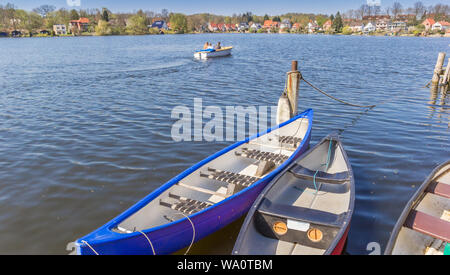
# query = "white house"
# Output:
<box><xmin>363</xmin><ymin>22</ymin><xmax>376</xmax><ymax>33</ymax></box>
<box><xmin>432</xmin><ymin>21</ymin><xmax>450</xmax><ymax>31</ymax></box>
<box><xmin>350</xmin><ymin>22</ymin><xmax>365</xmax><ymax>32</ymax></box>
<box><xmin>307</xmin><ymin>21</ymin><xmax>318</xmax><ymax>33</ymax></box>
<box><xmin>388</xmin><ymin>21</ymin><xmax>407</xmax><ymax>32</ymax></box>
<box><xmin>280</xmin><ymin>19</ymin><xmax>292</xmax><ymax>30</ymax></box>
<box><xmin>53</xmin><ymin>24</ymin><xmax>67</xmax><ymax>35</ymax></box>
<box><xmin>250</xmin><ymin>23</ymin><xmax>262</xmax><ymax>31</ymax></box>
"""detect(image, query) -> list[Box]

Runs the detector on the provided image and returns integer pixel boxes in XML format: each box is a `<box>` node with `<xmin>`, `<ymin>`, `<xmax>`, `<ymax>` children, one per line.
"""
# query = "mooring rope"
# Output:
<box><xmin>81</xmin><ymin>240</ymin><xmax>100</xmax><ymax>255</ymax></box>
<box><xmin>301</xmin><ymin>77</ymin><xmax>376</xmax><ymax>108</ymax></box>
<box><xmin>172</xmin><ymin>212</ymin><xmax>196</xmax><ymax>255</ymax></box>
<box><xmin>137</xmin><ymin>230</ymin><xmax>156</xmax><ymax>255</ymax></box>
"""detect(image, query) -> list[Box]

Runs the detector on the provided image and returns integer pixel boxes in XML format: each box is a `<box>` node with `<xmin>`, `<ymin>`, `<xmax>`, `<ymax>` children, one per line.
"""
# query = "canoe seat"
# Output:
<box><xmin>404</xmin><ymin>210</ymin><xmax>450</xmax><ymax>243</ymax></box>
<box><xmin>160</xmin><ymin>193</ymin><xmax>212</xmax><ymax>215</ymax></box>
<box><xmin>200</xmin><ymin>168</ymin><xmax>259</xmax><ymax>187</ymax></box>
<box><xmin>426</xmin><ymin>181</ymin><xmax>450</xmax><ymax>199</ymax></box>
<box><xmin>279</xmin><ymin>136</ymin><xmax>303</xmax><ymax>148</ymax></box>
<box><xmin>235</xmin><ymin>148</ymin><xmax>288</xmax><ymax>165</ymax></box>
<box><xmin>289</xmin><ymin>164</ymin><xmax>349</xmax><ymax>184</ymax></box>
<box><xmin>258</xmin><ymin>198</ymin><xmax>346</xmax><ymax>228</ymax></box>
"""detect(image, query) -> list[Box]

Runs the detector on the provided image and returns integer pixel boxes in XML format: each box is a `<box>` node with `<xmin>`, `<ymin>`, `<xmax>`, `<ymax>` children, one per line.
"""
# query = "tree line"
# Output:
<box><xmin>0</xmin><ymin>2</ymin><xmax>448</xmax><ymax>36</ymax></box>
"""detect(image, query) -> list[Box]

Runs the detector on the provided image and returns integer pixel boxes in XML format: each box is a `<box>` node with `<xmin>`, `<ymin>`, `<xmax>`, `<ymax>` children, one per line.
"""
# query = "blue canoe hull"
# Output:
<box><xmin>76</xmin><ymin>109</ymin><xmax>313</xmax><ymax>255</ymax></box>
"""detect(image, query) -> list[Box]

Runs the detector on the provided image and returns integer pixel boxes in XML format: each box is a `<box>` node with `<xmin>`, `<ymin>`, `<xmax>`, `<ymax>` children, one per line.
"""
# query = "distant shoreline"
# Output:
<box><xmin>2</xmin><ymin>32</ymin><xmax>449</xmax><ymax>39</ymax></box>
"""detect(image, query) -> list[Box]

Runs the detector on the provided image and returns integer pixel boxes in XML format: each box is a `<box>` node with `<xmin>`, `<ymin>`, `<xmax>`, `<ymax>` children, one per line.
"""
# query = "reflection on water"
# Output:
<box><xmin>428</xmin><ymin>85</ymin><xmax>449</xmax><ymax>124</ymax></box>
<box><xmin>0</xmin><ymin>34</ymin><xmax>449</xmax><ymax>255</ymax></box>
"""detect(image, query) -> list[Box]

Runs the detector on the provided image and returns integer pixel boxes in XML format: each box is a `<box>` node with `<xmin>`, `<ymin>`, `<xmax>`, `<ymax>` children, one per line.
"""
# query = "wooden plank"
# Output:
<box><xmin>177</xmin><ymin>182</ymin><xmax>228</xmax><ymax>198</ymax></box>
<box><xmin>404</xmin><ymin>210</ymin><xmax>450</xmax><ymax>243</ymax></box>
<box><xmin>427</xmin><ymin>181</ymin><xmax>450</xmax><ymax>199</ymax></box>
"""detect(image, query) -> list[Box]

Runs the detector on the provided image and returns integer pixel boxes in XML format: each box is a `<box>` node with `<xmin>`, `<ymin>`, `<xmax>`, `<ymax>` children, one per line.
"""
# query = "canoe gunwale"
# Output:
<box><xmin>76</xmin><ymin>109</ymin><xmax>313</xmax><ymax>252</ymax></box>
<box><xmin>384</xmin><ymin>160</ymin><xmax>450</xmax><ymax>255</ymax></box>
<box><xmin>232</xmin><ymin>133</ymin><xmax>355</xmax><ymax>255</ymax></box>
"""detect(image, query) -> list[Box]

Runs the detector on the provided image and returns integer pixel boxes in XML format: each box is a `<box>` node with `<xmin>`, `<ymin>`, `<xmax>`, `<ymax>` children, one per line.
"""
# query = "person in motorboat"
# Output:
<box><xmin>214</xmin><ymin>42</ymin><xmax>222</xmax><ymax>50</ymax></box>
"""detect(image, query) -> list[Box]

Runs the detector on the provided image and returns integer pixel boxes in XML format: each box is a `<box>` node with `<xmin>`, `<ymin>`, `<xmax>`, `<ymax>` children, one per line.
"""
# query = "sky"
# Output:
<box><xmin>1</xmin><ymin>0</ymin><xmax>445</xmax><ymax>15</ymax></box>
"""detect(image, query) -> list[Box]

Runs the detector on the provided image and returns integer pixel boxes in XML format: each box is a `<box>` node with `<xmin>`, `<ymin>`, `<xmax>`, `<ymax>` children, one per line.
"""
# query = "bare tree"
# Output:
<box><xmin>357</xmin><ymin>4</ymin><xmax>368</xmax><ymax>20</ymax></box>
<box><xmin>33</xmin><ymin>5</ymin><xmax>56</xmax><ymax>18</ymax></box>
<box><xmin>392</xmin><ymin>2</ymin><xmax>403</xmax><ymax>19</ymax></box>
<box><xmin>413</xmin><ymin>2</ymin><xmax>426</xmax><ymax>20</ymax></box>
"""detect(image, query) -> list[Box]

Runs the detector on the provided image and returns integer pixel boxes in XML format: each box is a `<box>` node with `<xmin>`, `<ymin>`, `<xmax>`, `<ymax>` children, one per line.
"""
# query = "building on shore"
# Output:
<box><xmin>388</xmin><ymin>21</ymin><xmax>407</xmax><ymax>32</ymax></box>
<box><xmin>250</xmin><ymin>23</ymin><xmax>262</xmax><ymax>31</ymax></box>
<box><xmin>432</xmin><ymin>21</ymin><xmax>450</xmax><ymax>31</ymax></box>
<box><xmin>280</xmin><ymin>19</ymin><xmax>292</xmax><ymax>30</ymax></box>
<box><xmin>53</xmin><ymin>24</ymin><xmax>67</xmax><ymax>35</ymax></box>
<box><xmin>323</xmin><ymin>20</ymin><xmax>333</xmax><ymax>31</ymax></box>
<box><xmin>376</xmin><ymin>18</ymin><xmax>390</xmax><ymax>31</ymax></box>
<box><xmin>307</xmin><ymin>20</ymin><xmax>318</xmax><ymax>33</ymax></box>
<box><xmin>422</xmin><ymin>18</ymin><xmax>436</xmax><ymax>31</ymax></box>
<box><xmin>363</xmin><ymin>22</ymin><xmax>376</xmax><ymax>34</ymax></box>
<box><xmin>349</xmin><ymin>22</ymin><xmax>365</xmax><ymax>33</ymax></box>
<box><xmin>150</xmin><ymin>20</ymin><xmax>168</xmax><ymax>30</ymax></box>
<box><xmin>69</xmin><ymin>18</ymin><xmax>90</xmax><ymax>33</ymax></box>
<box><xmin>263</xmin><ymin>20</ymin><xmax>280</xmax><ymax>30</ymax></box>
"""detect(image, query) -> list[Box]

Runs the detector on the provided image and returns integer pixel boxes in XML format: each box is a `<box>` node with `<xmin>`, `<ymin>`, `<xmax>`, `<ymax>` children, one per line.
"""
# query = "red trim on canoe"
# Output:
<box><xmin>427</xmin><ymin>181</ymin><xmax>450</xmax><ymax>199</ymax></box>
<box><xmin>404</xmin><ymin>210</ymin><xmax>450</xmax><ymax>243</ymax></box>
<box><xmin>331</xmin><ymin>223</ymin><xmax>350</xmax><ymax>255</ymax></box>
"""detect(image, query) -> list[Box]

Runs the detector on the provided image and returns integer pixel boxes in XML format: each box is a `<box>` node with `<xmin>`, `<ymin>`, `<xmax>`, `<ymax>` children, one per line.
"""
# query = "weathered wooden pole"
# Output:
<box><xmin>286</xmin><ymin>61</ymin><xmax>301</xmax><ymax>116</ymax></box>
<box><xmin>431</xmin><ymin>52</ymin><xmax>446</xmax><ymax>86</ymax></box>
<box><xmin>276</xmin><ymin>61</ymin><xmax>301</xmax><ymax>125</ymax></box>
<box><xmin>441</xmin><ymin>58</ymin><xmax>450</xmax><ymax>92</ymax></box>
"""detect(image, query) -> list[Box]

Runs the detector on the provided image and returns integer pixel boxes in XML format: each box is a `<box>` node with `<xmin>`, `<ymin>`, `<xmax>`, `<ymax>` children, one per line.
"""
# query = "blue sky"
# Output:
<box><xmin>2</xmin><ymin>0</ymin><xmax>444</xmax><ymax>15</ymax></box>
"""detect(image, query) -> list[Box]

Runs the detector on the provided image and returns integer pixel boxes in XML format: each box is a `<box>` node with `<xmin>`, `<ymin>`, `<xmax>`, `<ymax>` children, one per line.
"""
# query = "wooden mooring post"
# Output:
<box><xmin>276</xmin><ymin>61</ymin><xmax>301</xmax><ymax>125</ymax></box>
<box><xmin>431</xmin><ymin>52</ymin><xmax>446</xmax><ymax>86</ymax></box>
<box><xmin>441</xmin><ymin>58</ymin><xmax>450</xmax><ymax>91</ymax></box>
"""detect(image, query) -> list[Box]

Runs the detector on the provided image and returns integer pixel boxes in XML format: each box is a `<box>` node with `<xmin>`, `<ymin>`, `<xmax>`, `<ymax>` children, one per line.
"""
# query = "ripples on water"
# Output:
<box><xmin>0</xmin><ymin>34</ymin><xmax>448</xmax><ymax>254</ymax></box>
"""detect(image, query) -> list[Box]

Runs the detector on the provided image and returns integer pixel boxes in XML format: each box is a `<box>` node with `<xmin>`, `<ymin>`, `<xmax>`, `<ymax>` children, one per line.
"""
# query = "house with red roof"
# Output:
<box><xmin>69</xmin><ymin>17</ymin><xmax>90</xmax><ymax>33</ymax></box>
<box><xmin>422</xmin><ymin>18</ymin><xmax>436</xmax><ymax>30</ymax></box>
<box><xmin>432</xmin><ymin>21</ymin><xmax>450</xmax><ymax>31</ymax></box>
<box><xmin>263</xmin><ymin>20</ymin><xmax>280</xmax><ymax>29</ymax></box>
<box><xmin>208</xmin><ymin>23</ymin><xmax>219</xmax><ymax>32</ymax></box>
<box><xmin>292</xmin><ymin>23</ymin><xmax>301</xmax><ymax>31</ymax></box>
<box><xmin>323</xmin><ymin>20</ymin><xmax>333</xmax><ymax>31</ymax></box>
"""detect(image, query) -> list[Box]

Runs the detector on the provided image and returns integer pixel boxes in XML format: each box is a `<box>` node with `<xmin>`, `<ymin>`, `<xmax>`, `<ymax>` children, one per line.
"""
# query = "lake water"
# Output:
<box><xmin>0</xmin><ymin>34</ymin><xmax>448</xmax><ymax>255</ymax></box>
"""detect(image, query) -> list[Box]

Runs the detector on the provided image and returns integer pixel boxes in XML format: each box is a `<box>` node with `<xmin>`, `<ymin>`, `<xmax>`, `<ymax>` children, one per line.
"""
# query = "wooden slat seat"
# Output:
<box><xmin>200</xmin><ymin>168</ymin><xmax>259</xmax><ymax>187</ymax></box>
<box><xmin>236</xmin><ymin>148</ymin><xmax>288</xmax><ymax>165</ymax></box>
<box><xmin>160</xmin><ymin>193</ymin><xmax>212</xmax><ymax>215</ymax></box>
<box><xmin>404</xmin><ymin>210</ymin><xmax>450</xmax><ymax>243</ymax></box>
<box><xmin>426</xmin><ymin>181</ymin><xmax>450</xmax><ymax>199</ymax></box>
<box><xmin>279</xmin><ymin>136</ymin><xmax>302</xmax><ymax>148</ymax></box>
<box><xmin>258</xmin><ymin>198</ymin><xmax>346</xmax><ymax>228</ymax></box>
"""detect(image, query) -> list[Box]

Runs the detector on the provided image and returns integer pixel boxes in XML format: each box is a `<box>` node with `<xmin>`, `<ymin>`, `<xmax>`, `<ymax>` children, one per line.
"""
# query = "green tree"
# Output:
<box><xmin>24</xmin><ymin>12</ymin><xmax>44</xmax><ymax>34</ymax></box>
<box><xmin>332</xmin><ymin>12</ymin><xmax>343</xmax><ymax>33</ymax></box>
<box><xmin>126</xmin><ymin>14</ymin><xmax>148</xmax><ymax>35</ymax></box>
<box><xmin>101</xmin><ymin>8</ymin><xmax>110</xmax><ymax>22</ymax></box>
<box><xmin>342</xmin><ymin>26</ymin><xmax>353</xmax><ymax>35</ymax></box>
<box><xmin>169</xmin><ymin>13</ymin><xmax>188</xmax><ymax>33</ymax></box>
<box><xmin>70</xmin><ymin>9</ymin><xmax>79</xmax><ymax>20</ymax></box>
<box><xmin>95</xmin><ymin>19</ymin><xmax>112</xmax><ymax>35</ymax></box>
<box><xmin>264</xmin><ymin>14</ymin><xmax>269</xmax><ymax>21</ymax></box>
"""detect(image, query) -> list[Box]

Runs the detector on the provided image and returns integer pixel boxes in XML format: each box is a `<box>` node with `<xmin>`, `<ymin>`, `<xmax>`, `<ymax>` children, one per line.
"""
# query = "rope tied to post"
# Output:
<box><xmin>300</xmin><ymin>76</ymin><xmax>376</xmax><ymax>108</ymax></box>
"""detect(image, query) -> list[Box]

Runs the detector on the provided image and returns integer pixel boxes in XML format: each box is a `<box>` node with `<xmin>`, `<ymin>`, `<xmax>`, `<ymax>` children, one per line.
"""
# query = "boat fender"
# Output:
<box><xmin>276</xmin><ymin>92</ymin><xmax>292</xmax><ymax>125</ymax></box>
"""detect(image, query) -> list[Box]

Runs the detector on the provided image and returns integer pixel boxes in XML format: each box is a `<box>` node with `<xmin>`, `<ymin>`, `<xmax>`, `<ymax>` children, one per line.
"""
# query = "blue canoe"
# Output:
<box><xmin>75</xmin><ymin>109</ymin><xmax>313</xmax><ymax>255</ymax></box>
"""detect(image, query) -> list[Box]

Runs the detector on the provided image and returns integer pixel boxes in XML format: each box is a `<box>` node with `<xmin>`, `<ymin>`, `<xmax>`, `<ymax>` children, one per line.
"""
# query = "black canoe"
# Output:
<box><xmin>385</xmin><ymin>160</ymin><xmax>450</xmax><ymax>255</ymax></box>
<box><xmin>232</xmin><ymin>134</ymin><xmax>355</xmax><ymax>255</ymax></box>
